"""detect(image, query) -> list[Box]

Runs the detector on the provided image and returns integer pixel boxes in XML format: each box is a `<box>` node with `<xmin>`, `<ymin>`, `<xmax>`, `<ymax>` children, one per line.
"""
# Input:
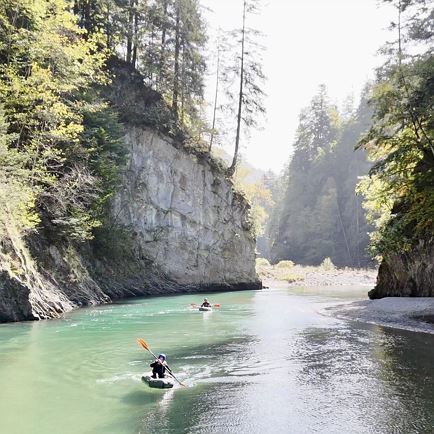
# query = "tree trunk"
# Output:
<box><xmin>209</xmin><ymin>44</ymin><xmax>220</xmax><ymax>152</ymax></box>
<box><xmin>126</xmin><ymin>0</ymin><xmax>134</xmax><ymax>64</ymax></box>
<box><xmin>159</xmin><ymin>0</ymin><xmax>168</xmax><ymax>90</ymax></box>
<box><xmin>105</xmin><ymin>1</ymin><xmax>111</xmax><ymax>48</ymax></box>
<box><xmin>180</xmin><ymin>40</ymin><xmax>185</xmax><ymax>125</ymax></box>
<box><xmin>172</xmin><ymin>1</ymin><xmax>181</xmax><ymax>122</ymax></box>
<box><xmin>132</xmin><ymin>0</ymin><xmax>138</xmax><ymax>68</ymax></box>
<box><xmin>228</xmin><ymin>0</ymin><xmax>246</xmax><ymax>176</ymax></box>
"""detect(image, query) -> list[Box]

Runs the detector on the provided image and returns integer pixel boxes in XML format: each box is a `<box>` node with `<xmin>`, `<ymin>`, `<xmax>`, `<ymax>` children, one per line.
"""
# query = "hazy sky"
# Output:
<box><xmin>201</xmin><ymin>0</ymin><xmax>396</xmax><ymax>173</ymax></box>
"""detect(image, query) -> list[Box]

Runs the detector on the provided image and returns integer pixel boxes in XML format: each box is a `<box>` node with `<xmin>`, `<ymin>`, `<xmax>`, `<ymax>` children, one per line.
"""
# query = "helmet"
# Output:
<box><xmin>204</xmin><ymin>298</ymin><xmax>208</xmax><ymax>301</ymax></box>
<box><xmin>158</xmin><ymin>353</ymin><xmax>166</xmax><ymax>361</ymax></box>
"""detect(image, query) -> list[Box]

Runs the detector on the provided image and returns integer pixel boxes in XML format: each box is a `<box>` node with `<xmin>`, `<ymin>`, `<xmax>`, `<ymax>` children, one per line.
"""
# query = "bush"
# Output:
<box><xmin>320</xmin><ymin>257</ymin><xmax>336</xmax><ymax>271</ymax></box>
<box><xmin>256</xmin><ymin>258</ymin><xmax>270</xmax><ymax>267</ymax></box>
<box><xmin>276</xmin><ymin>260</ymin><xmax>295</xmax><ymax>269</ymax></box>
<box><xmin>92</xmin><ymin>224</ymin><xmax>134</xmax><ymax>260</ymax></box>
<box><xmin>278</xmin><ymin>271</ymin><xmax>304</xmax><ymax>283</ymax></box>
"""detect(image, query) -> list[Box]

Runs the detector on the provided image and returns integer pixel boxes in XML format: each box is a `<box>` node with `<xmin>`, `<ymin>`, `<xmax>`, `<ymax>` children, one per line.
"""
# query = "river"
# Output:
<box><xmin>1</xmin><ymin>286</ymin><xmax>433</xmax><ymax>434</ymax></box>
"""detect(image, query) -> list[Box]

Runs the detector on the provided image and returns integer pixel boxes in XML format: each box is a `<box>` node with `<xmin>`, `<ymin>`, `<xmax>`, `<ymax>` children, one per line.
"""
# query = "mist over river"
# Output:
<box><xmin>1</xmin><ymin>286</ymin><xmax>433</xmax><ymax>434</ymax></box>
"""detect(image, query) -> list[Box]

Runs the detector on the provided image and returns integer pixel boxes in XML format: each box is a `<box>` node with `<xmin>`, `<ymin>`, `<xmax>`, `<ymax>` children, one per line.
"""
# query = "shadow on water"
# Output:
<box><xmin>373</xmin><ymin>326</ymin><xmax>434</xmax><ymax>433</ymax></box>
<box><xmin>121</xmin><ymin>389</ymin><xmax>165</xmax><ymax>406</ymax></box>
<box><xmin>135</xmin><ymin>382</ymin><xmax>248</xmax><ymax>434</ymax></box>
<box><xmin>296</xmin><ymin>321</ymin><xmax>434</xmax><ymax>434</ymax></box>
<box><xmin>412</xmin><ymin>313</ymin><xmax>434</xmax><ymax>324</ymax></box>
<box><xmin>121</xmin><ymin>333</ymin><xmax>260</xmax><ymax>434</ymax></box>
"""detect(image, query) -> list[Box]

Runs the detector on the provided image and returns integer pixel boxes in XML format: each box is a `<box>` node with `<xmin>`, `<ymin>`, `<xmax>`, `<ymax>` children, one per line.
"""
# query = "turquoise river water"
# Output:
<box><xmin>1</xmin><ymin>286</ymin><xmax>434</xmax><ymax>434</ymax></box>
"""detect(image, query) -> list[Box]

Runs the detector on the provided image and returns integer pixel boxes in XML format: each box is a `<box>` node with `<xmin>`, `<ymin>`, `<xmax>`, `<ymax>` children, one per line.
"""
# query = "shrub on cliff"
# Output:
<box><xmin>0</xmin><ymin>107</ymin><xmax>39</xmax><ymax>242</ymax></box>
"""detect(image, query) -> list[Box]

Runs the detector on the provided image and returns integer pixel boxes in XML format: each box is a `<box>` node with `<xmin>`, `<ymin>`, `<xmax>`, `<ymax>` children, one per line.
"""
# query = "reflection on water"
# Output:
<box><xmin>1</xmin><ymin>287</ymin><xmax>434</xmax><ymax>434</ymax></box>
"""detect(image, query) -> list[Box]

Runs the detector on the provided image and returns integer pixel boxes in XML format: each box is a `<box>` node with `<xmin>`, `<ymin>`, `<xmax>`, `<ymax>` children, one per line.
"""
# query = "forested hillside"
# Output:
<box><xmin>0</xmin><ymin>0</ymin><xmax>208</xmax><ymax>250</ymax></box>
<box><xmin>359</xmin><ymin>0</ymin><xmax>434</xmax><ymax>298</ymax></box>
<box><xmin>267</xmin><ymin>0</ymin><xmax>434</xmax><ymax>293</ymax></box>
<box><xmin>0</xmin><ymin>0</ymin><xmax>262</xmax><ymax>322</ymax></box>
<box><xmin>267</xmin><ymin>86</ymin><xmax>373</xmax><ymax>267</ymax></box>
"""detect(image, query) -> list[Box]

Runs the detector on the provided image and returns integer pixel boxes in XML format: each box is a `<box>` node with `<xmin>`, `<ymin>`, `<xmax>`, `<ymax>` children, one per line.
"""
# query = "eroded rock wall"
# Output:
<box><xmin>112</xmin><ymin>127</ymin><xmax>259</xmax><ymax>289</ymax></box>
<box><xmin>0</xmin><ymin>127</ymin><xmax>260</xmax><ymax>322</ymax></box>
<box><xmin>369</xmin><ymin>238</ymin><xmax>434</xmax><ymax>299</ymax></box>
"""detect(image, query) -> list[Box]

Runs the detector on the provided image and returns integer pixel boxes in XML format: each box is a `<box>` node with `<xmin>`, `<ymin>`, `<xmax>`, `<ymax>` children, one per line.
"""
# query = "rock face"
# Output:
<box><xmin>369</xmin><ymin>239</ymin><xmax>434</xmax><ymax>299</ymax></box>
<box><xmin>112</xmin><ymin>127</ymin><xmax>259</xmax><ymax>290</ymax></box>
<box><xmin>0</xmin><ymin>127</ymin><xmax>260</xmax><ymax>323</ymax></box>
<box><xmin>0</xmin><ymin>271</ymin><xmax>33</xmax><ymax>322</ymax></box>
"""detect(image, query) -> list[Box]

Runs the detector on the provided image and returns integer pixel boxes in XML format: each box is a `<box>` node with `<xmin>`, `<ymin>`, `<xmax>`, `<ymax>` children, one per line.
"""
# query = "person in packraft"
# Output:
<box><xmin>201</xmin><ymin>298</ymin><xmax>211</xmax><ymax>308</ymax></box>
<box><xmin>150</xmin><ymin>353</ymin><xmax>167</xmax><ymax>378</ymax></box>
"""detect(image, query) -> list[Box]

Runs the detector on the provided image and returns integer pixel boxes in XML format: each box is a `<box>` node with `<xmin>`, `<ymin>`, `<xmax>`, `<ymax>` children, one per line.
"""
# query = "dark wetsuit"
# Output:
<box><xmin>201</xmin><ymin>301</ymin><xmax>211</xmax><ymax>307</ymax></box>
<box><xmin>150</xmin><ymin>360</ymin><xmax>166</xmax><ymax>378</ymax></box>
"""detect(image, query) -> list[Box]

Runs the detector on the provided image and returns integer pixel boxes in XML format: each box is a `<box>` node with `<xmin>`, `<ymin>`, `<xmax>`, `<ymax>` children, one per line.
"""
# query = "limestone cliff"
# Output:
<box><xmin>0</xmin><ymin>127</ymin><xmax>260</xmax><ymax>323</ymax></box>
<box><xmin>113</xmin><ymin>128</ymin><xmax>258</xmax><ymax>289</ymax></box>
<box><xmin>369</xmin><ymin>239</ymin><xmax>434</xmax><ymax>299</ymax></box>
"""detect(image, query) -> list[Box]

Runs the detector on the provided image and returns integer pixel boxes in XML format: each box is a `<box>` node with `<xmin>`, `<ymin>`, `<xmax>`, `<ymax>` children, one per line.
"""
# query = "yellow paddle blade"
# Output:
<box><xmin>136</xmin><ymin>338</ymin><xmax>149</xmax><ymax>350</ymax></box>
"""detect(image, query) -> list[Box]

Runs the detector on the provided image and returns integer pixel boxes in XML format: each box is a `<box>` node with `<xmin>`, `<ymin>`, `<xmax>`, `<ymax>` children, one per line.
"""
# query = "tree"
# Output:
<box><xmin>291</xmin><ymin>84</ymin><xmax>337</xmax><ymax>170</ymax></box>
<box><xmin>269</xmin><ymin>85</ymin><xmax>373</xmax><ymax>266</ymax></box>
<box><xmin>233</xmin><ymin>164</ymin><xmax>274</xmax><ymax>238</ymax></box>
<box><xmin>226</xmin><ymin>0</ymin><xmax>266</xmax><ymax>176</ymax></box>
<box><xmin>0</xmin><ymin>0</ymin><xmax>123</xmax><ymax>241</ymax></box>
<box><xmin>209</xmin><ymin>33</ymin><xmax>221</xmax><ymax>151</ymax></box>
<box><xmin>357</xmin><ymin>0</ymin><xmax>434</xmax><ymax>259</ymax></box>
<box><xmin>0</xmin><ymin>105</ymin><xmax>38</xmax><ymax>241</ymax></box>
<box><xmin>71</xmin><ymin>0</ymin><xmax>208</xmax><ymax>134</ymax></box>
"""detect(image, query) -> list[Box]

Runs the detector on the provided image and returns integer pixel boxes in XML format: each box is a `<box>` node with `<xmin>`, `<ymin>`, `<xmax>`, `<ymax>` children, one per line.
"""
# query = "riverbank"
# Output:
<box><xmin>258</xmin><ymin>261</ymin><xmax>434</xmax><ymax>334</ymax></box>
<box><xmin>326</xmin><ymin>297</ymin><xmax>434</xmax><ymax>334</ymax></box>
<box><xmin>257</xmin><ymin>260</ymin><xmax>377</xmax><ymax>288</ymax></box>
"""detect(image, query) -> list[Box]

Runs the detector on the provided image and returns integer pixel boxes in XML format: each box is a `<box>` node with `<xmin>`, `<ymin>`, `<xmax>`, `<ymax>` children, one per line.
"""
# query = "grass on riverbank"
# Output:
<box><xmin>256</xmin><ymin>259</ymin><xmax>305</xmax><ymax>283</ymax></box>
<box><xmin>256</xmin><ymin>258</ymin><xmax>377</xmax><ymax>287</ymax></box>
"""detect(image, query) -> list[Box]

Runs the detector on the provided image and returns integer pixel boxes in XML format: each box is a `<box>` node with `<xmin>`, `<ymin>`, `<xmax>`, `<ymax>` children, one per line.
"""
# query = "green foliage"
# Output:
<box><xmin>0</xmin><ymin>0</ymin><xmax>125</xmax><ymax>243</ymax></box>
<box><xmin>92</xmin><ymin>223</ymin><xmax>135</xmax><ymax>260</ymax></box>
<box><xmin>276</xmin><ymin>260</ymin><xmax>294</xmax><ymax>269</ymax></box>
<box><xmin>320</xmin><ymin>257</ymin><xmax>336</xmax><ymax>271</ymax></box>
<box><xmin>292</xmin><ymin>84</ymin><xmax>338</xmax><ymax>168</ymax></box>
<box><xmin>75</xmin><ymin>0</ymin><xmax>208</xmax><ymax>136</ymax></box>
<box><xmin>256</xmin><ymin>257</ymin><xmax>270</xmax><ymax>267</ymax></box>
<box><xmin>269</xmin><ymin>86</ymin><xmax>373</xmax><ymax>267</ymax></box>
<box><xmin>278</xmin><ymin>270</ymin><xmax>305</xmax><ymax>283</ymax></box>
<box><xmin>358</xmin><ymin>0</ymin><xmax>434</xmax><ymax>258</ymax></box>
<box><xmin>225</xmin><ymin>0</ymin><xmax>267</xmax><ymax>175</ymax></box>
<box><xmin>0</xmin><ymin>106</ymin><xmax>39</xmax><ymax>239</ymax></box>
<box><xmin>232</xmin><ymin>163</ymin><xmax>273</xmax><ymax>237</ymax></box>
<box><xmin>80</xmin><ymin>95</ymin><xmax>127</xmax><ymax>209</ymax></box>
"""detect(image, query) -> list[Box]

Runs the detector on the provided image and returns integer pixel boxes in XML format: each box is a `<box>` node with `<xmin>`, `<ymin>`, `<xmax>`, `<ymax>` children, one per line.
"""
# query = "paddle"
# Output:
<box><xmin>136</xmin><ymin>338</ymin><xmax>187</xmax><ymax>387</ymax></box>
<box><xmin>190</xmin><ymin>303</ymin><xmax>221</xmax><ymax>308</ymax></box>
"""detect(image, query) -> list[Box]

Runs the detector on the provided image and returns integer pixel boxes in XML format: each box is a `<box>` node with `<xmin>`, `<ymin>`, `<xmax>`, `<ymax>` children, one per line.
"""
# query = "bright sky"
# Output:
<box><xmin>201</xmin><ymin>0</ymin><xmax>396</xmax><ymax>174</ymax></box>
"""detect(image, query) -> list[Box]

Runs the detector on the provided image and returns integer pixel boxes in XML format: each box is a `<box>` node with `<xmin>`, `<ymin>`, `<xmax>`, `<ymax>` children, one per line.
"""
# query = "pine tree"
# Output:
<box><xmin>269</xmin><ymin>85</ymin><xmax>373</xmax><ymax>266</ymax></box>
<box><xmin>226</xmin><ymin>0</ymin><xmax>266</xmax><ymax>176</ymax></box>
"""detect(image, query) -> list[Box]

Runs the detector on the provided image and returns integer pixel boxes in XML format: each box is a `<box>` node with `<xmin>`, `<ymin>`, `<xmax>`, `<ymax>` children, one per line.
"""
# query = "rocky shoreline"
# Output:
<box><xmin>260</xmin><ymin>265</ymin><xmax>377</xmax><ymax>289</ymax></box>
<box><xmin>326</xmin><ymin>297</ymin><xmax>434</xmax><ymax>335</ymax></box>
<box><xmin>260</xmin><ymin>263</ymin><xmax>434</xmax><ymax>334</ymax></box>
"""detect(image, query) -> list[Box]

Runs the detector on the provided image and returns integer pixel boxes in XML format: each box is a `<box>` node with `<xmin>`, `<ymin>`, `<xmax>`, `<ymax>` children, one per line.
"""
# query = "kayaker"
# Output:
<box><xmin>150</xmin><ymin>353</ymin><xmax>167</xmax><ymax>378</ymax></box>
<box><xmin>201</xmin><ymin>298</ymin><xmax>211</xmax><ymax>308</ymax></box>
